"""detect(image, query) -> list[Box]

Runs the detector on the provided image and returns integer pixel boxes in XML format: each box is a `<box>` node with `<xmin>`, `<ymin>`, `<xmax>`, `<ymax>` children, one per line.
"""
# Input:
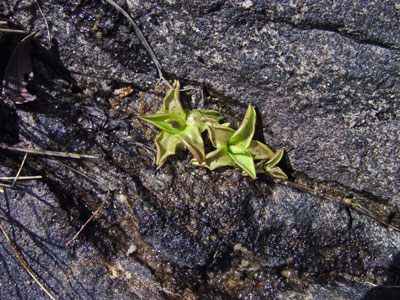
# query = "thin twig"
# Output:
<box><xmin>0</xmin><ymin>221</ymin><xmax>56</xmax><ymax>300</ymax></box>
<box><xmin>103</xmin><ymin>0</ymin><xmax>168</xmax><ymax>84</ymax></box>
<box><xmin>1</xmin><ymin>145</ymin><xmax>97</xmax><ymax>159</ymax></box>
<box><xmin>0</xmin><ymin>183</ymin><xmax>13</xmax><ymax>188</ymax></box>
<box><xmin>351</xmin><ymin>204</ymin><xmax>400</xmax><ymax>233</ymax></box>
<box><xmin>12</xmin><ymin>153</ymin><xmax>28</xmax><ymax>187</ymax></box>
<box><xmin>50</xmin><ymin>160</ymin><xmax>112</xmax><ymax>245</ymax></box>
<box><xmin>366</xmin><ymin>281</ymin><xmax>400</xmax><ymax>288</ymax></box>
<box><xmin>0</xmin><ymin>176</ymin><xmax>42</xmax><ymax>181</ymax></box>
<box><xmin>35</xmin><ymin>0</ymin><xmax>52</xmax><ymax>43</ymax></box>
<box><xmin>279</xmin><ymin>179</ymin><xmax>400</xmax><ymax>233</ymax></box>
<box><xmin>132</xmin><ymin>142</ymin><xmax>156</xmax><ymax>153</ymax></box>
<box><xmin>65</xmin><ymin>191</ymin><xmax>109</xmax><ymax>246</ymax></box>
<box><xmin>0</xmin><ymin>28</ymin><xmax>29</xmax><ymax>34</ymax></box>
<box><xmin>132</xmin><ymin>142</ymin><xmax>156</xmax><ymax>165</ymax></box>
<box><xmin>52</xmin><ymin>160</ymin><xmax>110</xmax><ymax>191</ymax></box>
<box><xmin>0</xmin><ymin>181</ymin><xmax>35</xmax><ymax>188</ymax></box>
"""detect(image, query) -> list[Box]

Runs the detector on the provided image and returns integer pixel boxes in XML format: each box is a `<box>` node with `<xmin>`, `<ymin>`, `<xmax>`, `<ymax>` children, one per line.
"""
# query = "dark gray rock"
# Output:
<box><xmin>1</xmin><ymin>0</ymin><xmax>399</xmax><ymax>299</ymax></box>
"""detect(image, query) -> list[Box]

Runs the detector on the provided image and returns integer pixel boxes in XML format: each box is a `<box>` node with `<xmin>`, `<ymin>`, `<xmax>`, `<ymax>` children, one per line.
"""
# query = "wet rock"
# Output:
<box><xmin>1</xmin><ymin>0</ymin><xmax>399</xmax><ymax>299</ymax></box>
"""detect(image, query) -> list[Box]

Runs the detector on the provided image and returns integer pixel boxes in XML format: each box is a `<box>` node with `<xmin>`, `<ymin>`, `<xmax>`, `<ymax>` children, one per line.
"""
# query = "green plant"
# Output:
<box><xmin>139</xmin><ymin>81</ymin><xmax>287</xmax><ymax>179</ymax></box>
<box><xmin>138</xmin><ymin>81</ymin><xmax>223</xmax><ymax>167</ymax></box>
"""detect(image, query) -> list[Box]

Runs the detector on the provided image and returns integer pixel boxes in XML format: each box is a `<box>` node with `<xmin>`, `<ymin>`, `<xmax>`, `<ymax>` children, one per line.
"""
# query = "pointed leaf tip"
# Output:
<box><xmin>228</xmin><ymin>144</ymin><xmax>256</xmax><ymax>179</ymax></box>
<box><xmin>229</xmin><ymin>105</ymin><xmax>256</xmax><ymax>148</ymax></box>
<box><xmin>138</xmin><ymin>113</ymin><xmax>185</xmax><ymax>134</ymax></box>
<box><xmin>247</xmin><ymin>140</ymin><xmax>275</xmax><ymax>160</ymax></box>
<box><xmin>155</xmin><ymin>131</ymin><xmax>182</xmax><ymax>167</ymax></box>
<box><xmin>162</xmin><ymin>80</ymin><xmax>186</xmax><ymax>119</ymax></box>
<box><xmin>265</xmin><ymin>166</ymin><xmax>288</xmax><ymax>180</ymax></box>
<box><xmin>266</xmin><ymin>148</ymin><xmax>284</xmax><ymax>168</ymax></box>
<box><xmin>176</xmin><ymin>125</ymin><xmax>205</xmax><ymax>164</ymax></box>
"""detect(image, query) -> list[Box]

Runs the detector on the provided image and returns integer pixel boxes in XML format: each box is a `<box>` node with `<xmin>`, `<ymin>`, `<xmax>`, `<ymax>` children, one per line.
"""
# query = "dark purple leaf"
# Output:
<box><xmin>2</xmin><ymin>30</ymin><xmax>38</xmax><ymax>104</ymax></box>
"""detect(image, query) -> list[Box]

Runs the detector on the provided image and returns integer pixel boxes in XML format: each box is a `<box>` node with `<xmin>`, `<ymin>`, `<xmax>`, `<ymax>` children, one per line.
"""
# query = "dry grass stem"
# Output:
<box><xmin>280</xmin><ymin>179</ymin><xmax>400</xmax><ymax>233</ymax></box>
<box><xmin>51</xmin><ymin>160</ymin><xmax>112</xmax><ymax>245</ymax></box>
<box><xmin>53</xmin><ymin>160</ymin><xmax>110</xmax><ymax>191</ymax></box>
<box><xmin>1</xmin><ymin>145</ymin><xmax>97</xmax><ymax>159</ymax></box>
<box><xmin>0</xmin><ymin>28</ymin><xmax>29</xmax><ymax>34</ymax></box>
<box><xmin>0</xmin><ymin>221</ymin><xmax>57</xmax><ymax>300</ymax></box>
<box><xmin>0</xmin><ymin>183</ymin><xmax>12</xmax><ymax>188</ymax></box>
<box><xmin>104</xmin><ymin>0</ymin><xmax>171</xmax><ymax>87</ymax></box>
<box><xmin>65</xmin><ymin>191</ymin><xmax>109</xmax><ymax>246</ymax></box>
<box><xmin>0</xmin><ymin>175</ymin><xmax>42</xmax><ymax>181</ymax></box>
<box><xmin>12</xmin><ymin>153</ymin><xmax>28</xmax><ymax>187</ymax></box>
<box><xmin>35</xmin><ymin>0</ymin><xmax>52</xmax><ymax>43</ymax></box>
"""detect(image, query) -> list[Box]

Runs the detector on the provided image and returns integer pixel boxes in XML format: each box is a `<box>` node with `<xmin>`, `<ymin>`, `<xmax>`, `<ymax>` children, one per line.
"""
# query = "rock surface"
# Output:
<box><xmin>1</xmin><ymin>0</ymin><xmax>400</xmax><ymax>299</ymax></box>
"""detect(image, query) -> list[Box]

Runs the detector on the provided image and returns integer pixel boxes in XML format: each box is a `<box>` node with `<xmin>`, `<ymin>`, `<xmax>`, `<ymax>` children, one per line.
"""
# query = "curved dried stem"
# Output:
<box><xmin>35</xmin><ymin>0</ymin><xmax>52</xmax><ymax>43</ymax></box>
<box><xmin>52</xmin><ymin>160</ymin><xmax>112</xmax><ymax>245</ymax></box>
<box><xmin>0</xmin><ymin>221</ymin><xmax>56</xmax><ymax>300</ymax></box>
<box><xmin>104</xmin><ymin>0</ymin><xmax>164</xmax><ymax>81</ymax></box>
<box><xmin>278</xmin><ymin>179</ymin><xmax>400</xmax><ymax>233</ymax></box>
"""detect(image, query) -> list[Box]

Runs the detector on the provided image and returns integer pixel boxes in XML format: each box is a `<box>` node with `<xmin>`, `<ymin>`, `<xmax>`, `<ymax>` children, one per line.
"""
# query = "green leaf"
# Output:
<box><xmin>229</xmin><ymin>105</ymin><xmax>256</xmax><ymax>148</ymax></box>
<box><xmin>247</xmin><ymin>140</ymin><xmax>275</xmax><ymax>160</ymax></box>
<box><xmin>138</xmin><ymin>113</ymin><xmax>185</xmax><ymax>134</ymax></box>
<box><xmin>205</xmin><ymin>120</ymin><xmax>235</xmax><ymax>148</ymax></box>
<box><xmin>155</xmin><ymin>131</ymin><xmax>182</xmax><ymax>167</ymax></box>
<box><xmin>176</xmin><ymin>125</ymin><xmax>205</xmax><ymax>164</ymax></box>
<box><xmin>255</xmin><ymin>161</ymin><xmax>265</xmax><ymax>174</ymax></box>
<box><xmin>265</xmin><ymin>148</ymin><xmax>284</xmax><ymax>168</ymax></box>
<box><xmin>161</xmin><ymin>81</ymin><xmax>186</xmax><ymax>119</ymax></box>
<box><xmin>265</xmin><ymin>166</ymin><xmax>288</xmax><ymax>180</ymax></box>
<box><xmin>186</xmin><ymin>109</ymin><xmax>223</xmax><ymax>132</ymax></box>
<box><xmin>192</xmin><ymin>147</ymin><xmax>235</xmax><ymax>170</ymax></box>
<box><xmin>228</xmin><ymin>145</ymin><xmax>256</xmax><ymax>179</ymax></box>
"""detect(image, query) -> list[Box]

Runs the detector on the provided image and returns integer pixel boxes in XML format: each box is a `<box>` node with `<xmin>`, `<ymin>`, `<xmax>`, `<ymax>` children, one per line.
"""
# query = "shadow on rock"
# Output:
<box><xmin>0</xmin><ymin>102</ymin><xmax>19</xmax><ymax>144</ymax></box>
<box><xmin>362</xmin><ymin>251</ymin><xmax>400</xmax><ymax>300</ymax></box>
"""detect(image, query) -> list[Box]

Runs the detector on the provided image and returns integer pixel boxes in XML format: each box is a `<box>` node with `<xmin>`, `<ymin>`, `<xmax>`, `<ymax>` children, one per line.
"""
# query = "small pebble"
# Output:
<box><xmin>127</xmin><ymin>244</ymin><xmax>137</xmax><ymax>256</ymax></box>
